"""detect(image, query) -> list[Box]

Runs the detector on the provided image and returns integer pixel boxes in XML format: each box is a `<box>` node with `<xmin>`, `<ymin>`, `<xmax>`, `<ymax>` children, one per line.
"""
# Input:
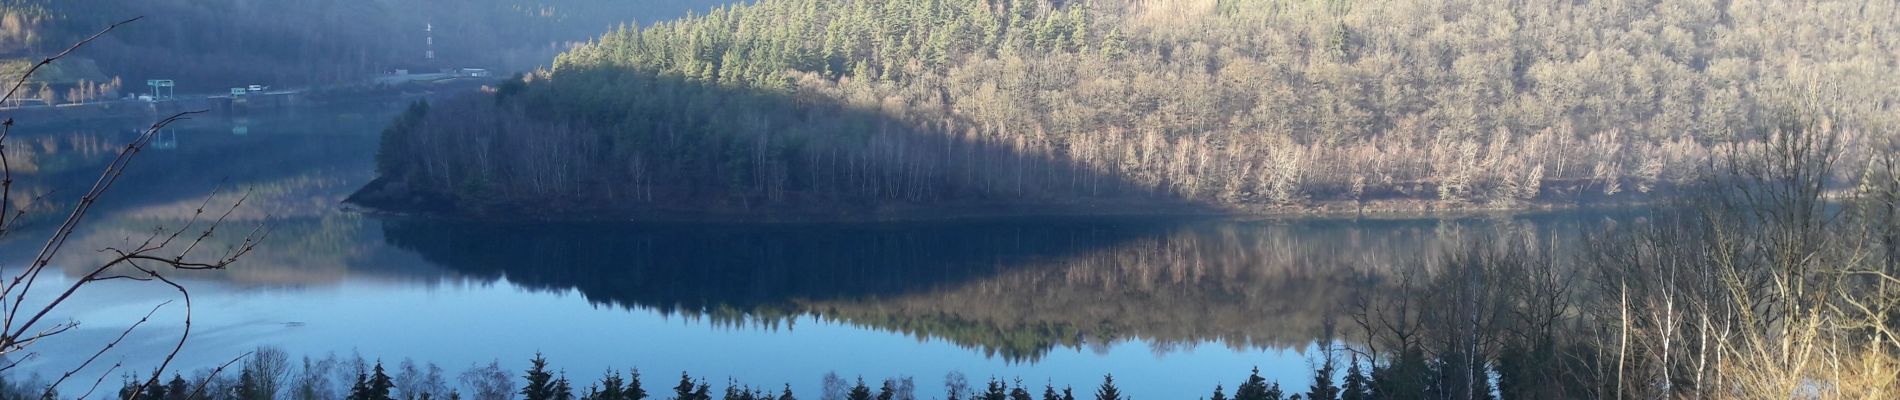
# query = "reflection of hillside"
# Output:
<box><xmin>382</xmin><ymin>214</ymin><xmax>1608</xmax><ymax>361</ymax></box>
<box><xmin>381</xmin><ymin>218</ymin><xmax>1176</xmax><ymax>311</ymax></box>
<box><xmin>16</xmin><ymin>209</ymin><xmax>450</xmax><ymax>287</ymax></box>
<box><xmin>1</xmin><ymin>105</ymin><xmax>397</xmax><ymax>231</ymax></box>
<box><xmin>0</xmin><ymin>104</ymin><xmax>440</xmax><ymax>285</ymax></box>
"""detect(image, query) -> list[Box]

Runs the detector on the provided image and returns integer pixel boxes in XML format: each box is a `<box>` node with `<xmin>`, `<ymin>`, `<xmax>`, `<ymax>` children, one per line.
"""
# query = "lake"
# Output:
<box><xmin>3</xmin><ymin>104</ymin><xmax>1625</xmax><ymax>399</ymax></box>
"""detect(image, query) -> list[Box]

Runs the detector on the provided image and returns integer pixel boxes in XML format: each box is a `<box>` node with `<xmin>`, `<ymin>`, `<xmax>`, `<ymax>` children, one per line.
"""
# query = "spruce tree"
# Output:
<box><xmin>777</xmin><ymin>384</ymin><xmax>795</xmax><ymax>400</ymax></box>
<box><xmin>1340</xmin><ymin>355</ymin><xmax>1371</xmax><ymax>400</ymax></box>
<box><xmin>980</xmin><ymin>379</ymin><xmax>1006</xmax><ymax>400</ymax></box>
<box><xmin>522</xmin><ymin>354</ymin><xmax>557</xmax><ymax>400</ymax></box>
<box><xmin>348</xmin><ymin>373</ymin><xmax>371</xmax><ymax>400</ymax></box>
<box><xmin>846</xmin><ymin>378</ymin><xmax>872</xmax><ymax>400</ymax></box>
<box><xmin>627</xmin><ymin>369</ymin><xmax>648</xmax><ymax>400</ymax></box>
<box><xmin>117</xmin><ymin>377</ymin><xmax>140</xmax><ymax>400</ymax></box>
<box><xmin>1306</xmin><ymin>357</ymin><xmax>1339</xmax><ymax>400</ymax></box>
<box><xmin>1006</xmin><ymin>380</ymin><xmax>1030</xmax><ymax>400</ymax></box>
<box><xmin>1264</xmin><ymin>383</ymin><xmax>1284</xmax><ymax>400</ymax></box>
<box><xmin>136</xmin><ymin>375</ymin><xmax>169</xmax><ymax>400</ymax></box>
<box><xmin>1041</xmin><ymin>385</ymin><xmax>1058</xmax><ymax>400</ymax></box>
<box><xmin>235</xmin><ymin>368</ymin><xmax>263</xmax><ymax>400</ymax></box>
<box><xmin>1058</xmin><ymin>387</ymin><xmax>1074</xmax><ymax>400</ymax></box>
<box><xmin>556</xmin><ymin>374</ymin><xmax>576</xmax><ymax>400</ymax></box>
<box><xmin>1372</xmin><ymin>346</ymin><xmax>1429</xmax><ymax>399</ymax></box>
<box><xmin>165</xmin><ymin>374</ymin><xmax>190</xmax><ymax>400</ymax></box>
<box><xmin>672</xmin><ymin>373</ymin><xmax>696</xmax><ymax>400</ymax></box>
<box><xmin>1209</xmin><ymin>385</ymin><xmax>1227</xmax><ymax>400</ymax></box>
<box><xmin>876</xmin><ymin>380</ymin><xmax>895</xmax><ymax>400</ymax></box>
<box><xmin>347</xmin><ymin>363</ymin><xmax>397</xmax><ymax>400</ymax></box>
<box><xmin>591</xmin><ymin>370</ymin><xmax>627</xmax><ymax>400</ymax></box>
<box><xmin>348</xmin><ymin>362</ymin><xmax>396</xmax><ymax>400</ymax></box>
<box><xmin>1234</xmin><ymin>368</ymin><xmax>1269</xmax><ymax>400</ymax></box>
<box><xmin>723</xmin><ymin>383</ymin><xmax>745</xmax><ymax>400</ymax></box>
<box><xmin>1091</xmin><ymin>375</ymin><xmax>1121</xmax><ymax>400</ymax></box>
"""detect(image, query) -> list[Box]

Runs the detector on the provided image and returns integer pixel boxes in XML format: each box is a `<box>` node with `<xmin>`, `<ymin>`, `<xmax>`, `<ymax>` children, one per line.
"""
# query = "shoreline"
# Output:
<box><xmin>344</xmin><ymin>179</ymin><xmax>1654</xmax><ymax>225</ymax></box>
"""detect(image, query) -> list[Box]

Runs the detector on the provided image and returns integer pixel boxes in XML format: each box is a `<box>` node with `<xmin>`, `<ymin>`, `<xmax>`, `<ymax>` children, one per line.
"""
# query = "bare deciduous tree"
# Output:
<box><xmin>0</xmin><ymin>17</ymin><xmax>262</xmax><ymax>400</ymax></box>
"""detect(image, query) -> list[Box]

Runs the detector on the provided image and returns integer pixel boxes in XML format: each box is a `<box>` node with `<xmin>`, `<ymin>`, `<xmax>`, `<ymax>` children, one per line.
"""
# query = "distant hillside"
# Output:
<box><xmin>363</xmin><ymin>0</ymin><xmax>1900</xmax><ymax>219</ymax></box>
<box><xmin>0</xmin><ymin>0</ymin><xmax>729</xmax><ymax>94</ymax></box>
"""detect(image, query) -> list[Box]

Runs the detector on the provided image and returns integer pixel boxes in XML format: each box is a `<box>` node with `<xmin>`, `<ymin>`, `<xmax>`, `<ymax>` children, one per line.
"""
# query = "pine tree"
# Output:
<box><xmin>628</xmin><ymin>369</ymin><xmax>648</xmax><ymax>400</ymax></box>
<box><xmin>1209</xmin><ymin>385</ymin><xmax>1227</xmax><ymax>400</ymax></box>
<box><xmin>1263</xmin><ymin>383</ymin><xmax>1283</xmax><ymax>400</ymax></box>
<box><xmin>235</xmin><ymin>368</ymin><xmax>264</xmax><ymax>400</ymax></box>
<box><xmin>672</xmin><ymin>373</ymin><xmax>697</xmax><ymax>400</ymax></box>
<box><xmin>980</xmin><ymin>379</ymin><xmax>1006</xmax><ymax>400</ymax></box>
<box><xmin>1006</xmin><ymin>380</ymin><xmax>1030</xmax><ymax>400</ymax></box>
<box><xmin>1372</xmin><ymin>346</ymin><xmax>1429</xmax><ymax>399</ymax></box>
<box><xmin>777</xmin><ymin>385</ymin><xmax>795</xmax><ymax>400</ymax></box>
<box><xmin>117</xmin><ymin>377</ymin><xmax>140</xmax><ymax>400</ymax></box>
<box><xmin>556</xmin><ymin>374</ymin><xmax>576</xmax><ymax>400</ymax></box>
<box><xmin>586</xmin><ymin>371</ymin><xmax>622</xmax><ymax>400</ymax></box>
<box><xmin>521</xmin><ymin>355</ymin><xmax>560</xmax><ymax>400</ymax></box>
<box><xmin>723</xmin><ymin>383</ymin><xmax>746</xmax><ymax>400</ymax></box>
<box><xmin>1040</xmin><ymin>385</ymin><xmax>1058</xmax><ymax>400</ymax></box>
<box><xmin>135</xmin><ymin>375</ymin><xmax>169</xmax><ymax>400</ymax></box>
<box><xmin>348</xmin><ymin>363</ymin><xmax>396</xmax><ymax>400</ymax></box>
<box><xmin>370</xmin><ymin>362</ymin><xmax>398</xmax><ymax>400</ymax></box>
<box><xmin>1058</xmin><ymin>387</ymin><xmax>1074</xmax><ymax>400</ymax></box>
<box><xmin>165</xmin><ymin>374</ymin><xmax>190</xmax><ymax>400</ymax></box>
<box><xmin>1234</xmin><ymin>368</ymin><xmax>1269</xmax><ymax>400</ymax></box>
<box><xmin>874</xmin><ymin>380</ymin><xmax>894</xmax><ymax>400</ymax></box>
<box><xmin>1091</xmin><ymin>376</ymin><xmax>1121</xmax><ymax>400</ymax></box>
<box><xmin>1340</xmin><ymin>355</ymin><xmax>1371</xmax><ymax>400</ymax></box>
<box><xmin>348</xmin><ymin>373</ymin><xmax>371</xmax><ymax>400</ymax></box>
<box><xmin>846</xmin><ymin>378</ymin><xmax>872</xmax><ymax>400</ymax></box>
<box><xmin>1306</xmin><ymin>356</ymin><xmax>1339</xmax><ymax>400</ymax></box>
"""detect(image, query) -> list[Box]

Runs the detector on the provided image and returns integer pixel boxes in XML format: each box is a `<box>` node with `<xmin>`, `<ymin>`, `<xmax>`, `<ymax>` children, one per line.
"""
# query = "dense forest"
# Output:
<box><xmin>365</xmin><ymin>0</ymin><xmax>1899</xmax><ymax>217</ymax></box>
<box><xmin>0</xmin><ymin>0</ymin><xmax>726</xmax><ymax>96</ymax></box>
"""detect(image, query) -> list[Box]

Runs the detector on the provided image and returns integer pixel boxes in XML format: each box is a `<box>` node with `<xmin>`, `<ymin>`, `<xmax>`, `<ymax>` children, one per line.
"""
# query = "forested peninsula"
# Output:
<box><xmin>357</xmin><ymin>0</ymin><xmax>1900</xmax><ymax>220</ymax></box>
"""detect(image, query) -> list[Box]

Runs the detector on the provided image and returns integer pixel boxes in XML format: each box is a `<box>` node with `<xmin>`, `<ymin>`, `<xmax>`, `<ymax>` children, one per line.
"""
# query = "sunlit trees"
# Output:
<box><xmin>371</xmin><ymin>0</ymin><xmax>1900</xmax><ymax>217</ymax></box>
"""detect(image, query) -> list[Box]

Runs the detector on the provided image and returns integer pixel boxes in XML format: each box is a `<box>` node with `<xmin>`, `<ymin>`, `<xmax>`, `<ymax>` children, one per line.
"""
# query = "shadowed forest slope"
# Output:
<box><xmin>366</xmin><ymin>0</ymin><xmax>1899</xmax><ymax>218</ymax></box>
<box><xmin>0</xmin><ymin>0</ymin><xmax>729</xmax><ymax>94</ymax></box>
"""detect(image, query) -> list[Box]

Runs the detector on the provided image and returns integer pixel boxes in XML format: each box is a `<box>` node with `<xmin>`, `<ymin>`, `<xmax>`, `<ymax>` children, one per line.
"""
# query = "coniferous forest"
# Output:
<box><xmin>364</xmin><ymin>0</ymin><xmax>1899</xmax><ymax>218</ymax></box>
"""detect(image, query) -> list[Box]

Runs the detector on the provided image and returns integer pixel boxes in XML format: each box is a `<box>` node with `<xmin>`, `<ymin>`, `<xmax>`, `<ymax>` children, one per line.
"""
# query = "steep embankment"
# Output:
<box><xmin>357</xmin><ymin>0</ymin><xmax>1900</xmax><ymax>220</ymax></box>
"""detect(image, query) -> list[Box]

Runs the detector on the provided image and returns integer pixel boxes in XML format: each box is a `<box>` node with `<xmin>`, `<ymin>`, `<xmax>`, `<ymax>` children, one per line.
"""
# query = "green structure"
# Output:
<box><xmin>146</xmin><ymin>79</ymin><xmax>175</xmax><ymax>99</ymax></box>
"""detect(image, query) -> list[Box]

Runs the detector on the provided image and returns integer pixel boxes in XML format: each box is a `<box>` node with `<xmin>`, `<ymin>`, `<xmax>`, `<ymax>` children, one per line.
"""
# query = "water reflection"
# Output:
<box><xmin>0</xmin><ymin>104</ymin><xmax>1633</xmax><ymax>398</ymax></box>
<box><xmin>378</xmin><ymin>214</ymin><xmax>1610</xmax><ymax>361</ymax></box>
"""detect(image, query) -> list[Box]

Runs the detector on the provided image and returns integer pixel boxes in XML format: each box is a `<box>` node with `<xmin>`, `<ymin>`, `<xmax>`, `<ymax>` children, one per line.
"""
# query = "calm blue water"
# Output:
<box><xmin>1</xmin><ymin>105</ymin><xmax>1612</xmax><ymax>399</ymax></box>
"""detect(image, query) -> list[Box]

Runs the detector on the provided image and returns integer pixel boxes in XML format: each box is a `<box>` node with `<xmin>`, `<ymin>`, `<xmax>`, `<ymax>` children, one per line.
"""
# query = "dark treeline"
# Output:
<box><xmin>368</xmin><ymin>0</ymin><xmax>1899</xmax><ymax>217</ymax></box>
<box><xmin>0</xmin><ymin>0</ymin><xmax>730</xmax><ymax>94</ymax></box>
<box><xmin>67</xmin><ymin>348</ymin><xmax>1432</xmax><ymax>400</ymax></box>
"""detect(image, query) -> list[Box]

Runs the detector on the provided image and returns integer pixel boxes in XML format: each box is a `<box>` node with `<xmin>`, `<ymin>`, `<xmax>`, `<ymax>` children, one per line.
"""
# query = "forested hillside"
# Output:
<box><xmin>0</xmin><ymin>0</ymin><xmax>725</xmax><ymax>94</ymax></box>
<box><xmin>368</xmin><ymin>0</ymin><xmax>1900</xmax><ymax>218</ymax></box>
